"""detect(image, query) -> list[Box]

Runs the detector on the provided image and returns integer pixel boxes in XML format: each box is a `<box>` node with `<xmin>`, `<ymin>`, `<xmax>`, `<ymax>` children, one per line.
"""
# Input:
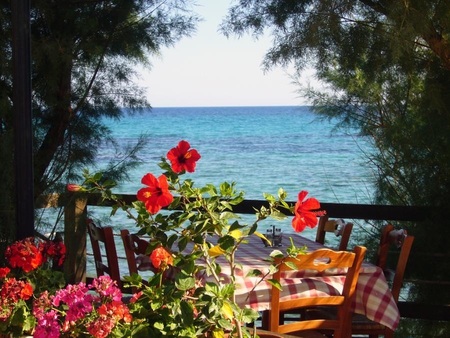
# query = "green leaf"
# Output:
<box><xmin>217</xmin><ymin>235</ymin><xmax>235</xmax><ymax>251</ymax></box>
<box><xmin>154</xmin><ymin>322</ymin><xmax>165</xmax><ymax>331</ymax></box>
<box><xmin>175</xmin><ymin>272</ymin><xmax>196</xmax><ymax>291</ymax></box>
<box><xmin>263</xmin><ymin>192</ymin><xmax>276</xmax><ymax>203</ymax></box>
<box><xmin>228</xmin><ymin>220</ymin><xmax>244</xmax><ymax>232</ymax></box>
<box><xmin>246</xmin><ymin>268</ymin><xmax>263</xmax><ymax>277</ymax></box>
<box><xmin>204</xmin><ymin>282</ymin><xmax>220</xmax><ymax>295</ymax></box>
<box><xmin>218</xmin><ymin>318</ymin><xmax>233</xmax><ymax>330</ymax></box>
<box><xmin>93</xmin><ymin>172</ymin><xmax>103</xmax><ymax>182</ymax></box>
<box><xmin>180</xmin><ymin>301</ymin><xmax>194</xmax><ymax>326</ymax></box>
<box><xmin>221</xmin><ymin>283</ymin><xmax>236</xmax><ymax>298</ymax></box>
<box><xmin>277</xmin><ymin>188</ymin><xmax>287</xmax><ymax>200</ymax></box>
<box><xmin>270</xmin><ymin>210</ymin><xmax>288</xmax><ymax>220</ymax></box>
<box><xmin>269</xmin><ymin>249</ymin><xmax>284</xmax><ymax>258</ymax></box>
<box><xmin>178</xmin><ymin>236</ymin><xmax>189</xmax><ymax>251</ymax></box>
<box><xmin>285</xmin><ymin>261</ymin><xmax>299</xmax><ymax>271</ymax></box>
<box><xmin>228</xmin><ymin>195</ymin><xmax>244</xmax><ymax>205</ymax></box>
<box><xmin>220</xmin><ymin>211</ymin><xmax>239</xmax><ymax>220</ymax></box>
<box><xmin>267</xmin><ymin>278</ymin><xmax>282</xmax><ymax>290</ymax></box>
<box><xmin>248</xmin><ymin>222</ymin><xmax>258</xmax><ymax>235</ymax></box>
<box><xmin>241</xmin><ymin>308</ymin><xmax>260</xmax><ymax>324</ymax></box>
<box><xmin>268</xmin><ymin>264</ymin><xmax>279</xmax><ymax>275</ymax></box>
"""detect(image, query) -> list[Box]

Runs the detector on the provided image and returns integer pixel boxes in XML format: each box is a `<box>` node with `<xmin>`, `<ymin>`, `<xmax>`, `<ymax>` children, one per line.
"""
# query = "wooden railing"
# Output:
<box><xmin>36</xmin><ymin>192</ymin><xmax>449</xmax><ymax>321</ymax></box>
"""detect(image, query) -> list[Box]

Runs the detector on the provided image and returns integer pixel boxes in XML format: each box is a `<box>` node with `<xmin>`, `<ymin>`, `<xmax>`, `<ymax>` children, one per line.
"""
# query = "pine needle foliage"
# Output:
<box><xmin>0</xmin><ymin>0</ymin><xmax>199</xmax><ymax>252</ymax></box>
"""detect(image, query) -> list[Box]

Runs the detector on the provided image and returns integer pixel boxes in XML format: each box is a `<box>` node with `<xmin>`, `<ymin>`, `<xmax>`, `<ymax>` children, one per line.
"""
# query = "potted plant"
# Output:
<box><xmin>0</xmin><ymin>237</ymin><xmax>66</xmax><ymax>337</ymax></box>
<box><xmin>73</xmin><ymin>140</ymin><xmax>324</xmax><ymax>338</ymax></box>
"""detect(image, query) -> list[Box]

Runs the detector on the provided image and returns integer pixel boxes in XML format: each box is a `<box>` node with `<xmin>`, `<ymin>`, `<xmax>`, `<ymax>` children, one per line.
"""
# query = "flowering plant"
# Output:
<box><xmin>78</xmin><ymin>140</ymin><xmax>324</xmax><ymax>338</ymax></box>
<box><xmin>0</xmin><ymin>237</ymin><xmax>66</xmax><ymax>336</ymax></box>
<box><xmin>32</xmin><ymin>275</ymin><xmax>133</xmax><ymax>338</ymax></box>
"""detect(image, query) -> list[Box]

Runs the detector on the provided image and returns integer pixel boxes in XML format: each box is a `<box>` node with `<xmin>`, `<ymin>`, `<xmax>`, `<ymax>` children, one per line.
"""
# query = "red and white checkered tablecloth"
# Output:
<box><xmin>138</xmin><ymin>233</ymin><xmax>400</xmax><ymax>331</ymax></box>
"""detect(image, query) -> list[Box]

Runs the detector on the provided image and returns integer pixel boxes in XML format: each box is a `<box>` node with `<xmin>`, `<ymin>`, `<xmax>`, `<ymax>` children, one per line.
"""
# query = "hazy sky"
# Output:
<box><xmin>138</xmin><ymin>1</ymin><xmax>314</xmax><ymax>108</ymax></box>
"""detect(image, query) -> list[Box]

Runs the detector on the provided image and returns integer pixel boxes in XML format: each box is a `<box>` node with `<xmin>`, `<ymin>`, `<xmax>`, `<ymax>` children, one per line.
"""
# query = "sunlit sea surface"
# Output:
<box><xmin>45</xmin><ymin>106</ymin><xmax>377</xmax><ymax>276</ymax></box>
<box><xmin>101</xmin><ymin>106</ymin><xmax>374</xmax><ymax>200</ymax></box>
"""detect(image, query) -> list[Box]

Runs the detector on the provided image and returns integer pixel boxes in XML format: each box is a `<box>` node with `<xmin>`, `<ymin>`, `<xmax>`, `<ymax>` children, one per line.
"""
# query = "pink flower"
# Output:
<box><xmin>33</xmin><ymin>310</ymin><xmax>61</xmax><ymax>338</ymax></box>
<box><xmin>91</xmin><ymin>275</ymin><xmax>122</xmax><ymax>301</ymax></box>
<box><xmin>33</xmin><ymin>291</ymin><xmax>52</xmax><ymax>318</ymax></box>
<box><xmin>52</xmin><ymin>283</ymin><xmax>94</xmax><ymax>323</ymax></box>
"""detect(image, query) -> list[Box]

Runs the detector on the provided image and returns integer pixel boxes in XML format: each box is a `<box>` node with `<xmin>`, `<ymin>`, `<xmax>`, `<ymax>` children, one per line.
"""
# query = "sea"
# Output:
<box><xmin>54</xmin><ymin>106</ymin><xmax>377</xmax><ymax>276</ymax></box>
<box><xmin>99</xmin><ymin>105</ymin><xmax>374</xmax><ymax>202</ymax></box>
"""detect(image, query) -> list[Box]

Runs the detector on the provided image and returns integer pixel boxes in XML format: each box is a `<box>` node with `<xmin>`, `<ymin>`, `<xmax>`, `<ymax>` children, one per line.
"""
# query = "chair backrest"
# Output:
<box><xmin>316</xmin><ymin>215</ymin><xmax>354</xmax><ymax>251</ymax></box>
<box><xmin>86</xmin><ymin>220</ymin><xmax>122</xmax><ymax>289</ymax></box>
<box><xmin>269</xmin><ymin>246</ymin><xmax>366</xmax><ymax>338</ymax></box>
<box><xmin>120</xmin><ymin>229</ymin><xmax>156</xmax><ymax>276</ymax></box>
<box><xmin>376</xmin><ymin>224</ymin><xmax>414</xmax><ymax>302</ymax></box>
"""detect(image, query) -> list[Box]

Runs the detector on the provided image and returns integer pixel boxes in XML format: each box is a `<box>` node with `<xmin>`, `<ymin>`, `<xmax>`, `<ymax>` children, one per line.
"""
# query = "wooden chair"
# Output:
<box><xmin>120</xmin><ymin>229</ymin><xmax>158</xmax><ymax>276</ymax></box>
<box><xmin>316</xmin><ymin>215</ymin><xmax>354</xmax><ymax>251</ymax></box>
<box><xmin>350</xmin><ymin>225</ymin><xmax>414</xmax><ymax>338</ymax></box>
<box><xmin>268</xmin><ymin>246</ymin><xmax>367</xmax><ymax>338</ymax></box>
<box><xmin>278</xmin><ymin>216</ymin><xmax>354</xmax><ymax>325</ymax></box>
<box><xmin>87</xmin><ymin>220</ymin><xmax>122</xmax><ymax>290</ymax></box>
<box><xmin>306</xmin><ymin>225</ymin><xmax>414</xmax><ymax>338</ymax></box>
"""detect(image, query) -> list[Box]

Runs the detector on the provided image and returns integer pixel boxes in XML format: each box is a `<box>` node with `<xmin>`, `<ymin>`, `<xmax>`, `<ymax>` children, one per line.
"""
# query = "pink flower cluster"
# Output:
<box><xmin>33</xmin><ymin>276</ymin><xmax>131</xmax><ymax>338</ymax></box>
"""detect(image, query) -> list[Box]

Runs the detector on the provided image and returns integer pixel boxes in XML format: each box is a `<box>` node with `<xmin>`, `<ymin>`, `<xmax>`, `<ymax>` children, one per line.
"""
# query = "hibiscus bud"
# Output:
<box><xmin>67</xmin><ymin>184</ymin><xmax>82</xmax><ymax>192</ymax></box>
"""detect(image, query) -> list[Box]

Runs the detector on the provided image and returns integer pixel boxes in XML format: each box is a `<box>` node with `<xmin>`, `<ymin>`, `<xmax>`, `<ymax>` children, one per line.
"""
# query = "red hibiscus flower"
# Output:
<box><xmin>150</xmin><ymin>246</ymin><xmax>173</xmax><ymax>269</ymax></box>
<box><xmin>292</xmin><ymin>190</ymin><xmax>326</xmax><ymax>233</ymax></box>
<box><xmin>167</xmin><ymin>140</ymin><xmax>201</xmax><ymax>173</ymax></box>
<box><xmin>137</xmin><ymin>173</ymin><xmax>174</xmax><ymax>214</ymax></box>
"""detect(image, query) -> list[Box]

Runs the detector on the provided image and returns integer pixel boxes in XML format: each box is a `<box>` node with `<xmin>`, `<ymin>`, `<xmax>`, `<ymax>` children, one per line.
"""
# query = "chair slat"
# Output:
<box><xmin>87</xmin><ymin>221</ymin><xmax>122</xmax><ymax>290</ymax></box>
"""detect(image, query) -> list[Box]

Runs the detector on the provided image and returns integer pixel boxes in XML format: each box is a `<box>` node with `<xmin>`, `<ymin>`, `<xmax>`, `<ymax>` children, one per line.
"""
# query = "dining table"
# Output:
<box><xmin>137</xmin><ymin>231</ymin><xmax>400</xmax><ymax>332</ymax></box>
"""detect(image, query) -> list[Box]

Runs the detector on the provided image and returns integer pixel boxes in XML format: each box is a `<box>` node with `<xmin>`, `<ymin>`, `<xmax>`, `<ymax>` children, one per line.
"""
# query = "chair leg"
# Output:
<box><xmin>261</xmin><ymin>310</ymin><xmax>269</xmax><ymax>330</ymax></box>
<box><xmin>384</xmin><ymin>328</ymin><xmax>394</xmax><ymax>338</ymax></box>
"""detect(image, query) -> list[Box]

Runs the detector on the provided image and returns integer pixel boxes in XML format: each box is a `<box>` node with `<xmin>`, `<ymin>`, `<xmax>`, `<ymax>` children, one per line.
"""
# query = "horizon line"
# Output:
<box><xmin>149</xmin><ymin>104</ymin><xmax>312</xmax><ymax>108</ymax></box>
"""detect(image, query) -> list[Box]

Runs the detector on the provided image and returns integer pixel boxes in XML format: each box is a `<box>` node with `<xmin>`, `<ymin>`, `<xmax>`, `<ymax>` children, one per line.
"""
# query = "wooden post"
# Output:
<box><xmin>64</xmin><ymin>191</ymin><xmax>87</xmax><ymax>284</ymax></box>
<box><xmin>12</xmin><ymin>0</ymin><xmax>34</xmax><ymax>239</ymax></box>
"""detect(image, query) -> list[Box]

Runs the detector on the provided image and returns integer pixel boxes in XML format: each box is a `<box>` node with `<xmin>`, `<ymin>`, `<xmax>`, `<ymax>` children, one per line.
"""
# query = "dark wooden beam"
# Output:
<box><xmin>398</xmin><ymin>301</ymin><xmax>450</xmax><ymax>321</ymax></box>
<box><xmin>69</xmin><ymin>193</ymin><xmax>433</xmax><ymax>222</ymax></box>
<box><xmin>12</xmin><ymin>0</ymin><xmax>34</xmax><ymax>239</ymax></box>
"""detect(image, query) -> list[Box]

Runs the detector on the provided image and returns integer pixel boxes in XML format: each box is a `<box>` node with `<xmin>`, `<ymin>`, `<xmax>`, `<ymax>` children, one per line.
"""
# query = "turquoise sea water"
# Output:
<box><xmin>86</xmin><ymin>106</ymin><xmax>375</xmax><ymax>275</ymax></box>
<box><xmin>99</xmin><ymin>106</ymin><xmax>374</xmax><ymax>203</ymax></box>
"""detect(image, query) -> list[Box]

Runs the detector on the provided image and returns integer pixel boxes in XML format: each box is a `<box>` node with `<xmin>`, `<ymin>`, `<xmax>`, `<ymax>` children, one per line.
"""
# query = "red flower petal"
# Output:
<box><xmin>291</xmin><ymin>191</ymin><xmax>324</xmax><ymax>233</ymax></box>
<box><xmin>137</xmin><ymin>173</ymin><xmax>173</xmax><ymax>214</ymax></box>
<box><xmin>167</xmin><ymin>140</ymin><xmax>201</xmax><ymax>173</ymax></box>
